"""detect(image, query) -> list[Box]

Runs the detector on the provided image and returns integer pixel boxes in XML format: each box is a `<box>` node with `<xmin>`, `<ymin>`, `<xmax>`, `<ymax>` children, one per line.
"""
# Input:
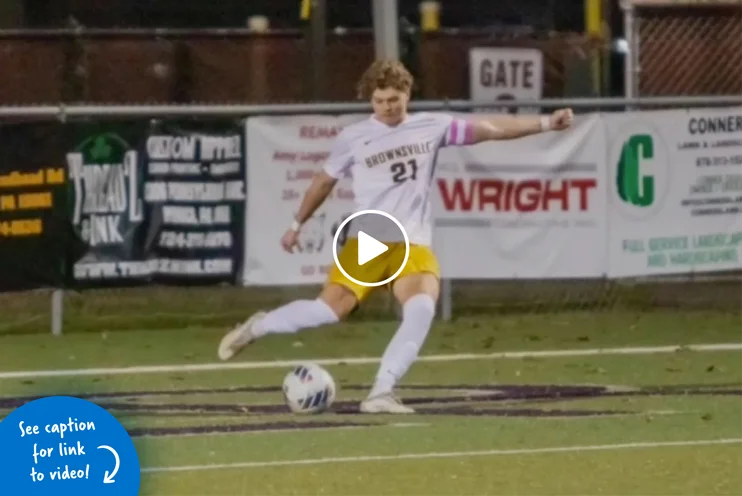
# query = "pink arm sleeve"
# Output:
<box><xmin>442</xmin><ymin>118</ymin><xmax>476</xmax><ymax>147</ymax></box>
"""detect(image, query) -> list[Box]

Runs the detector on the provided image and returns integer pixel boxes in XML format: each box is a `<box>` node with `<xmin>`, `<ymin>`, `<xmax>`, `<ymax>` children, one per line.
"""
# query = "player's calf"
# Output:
<box><xmin>217</xmin><ymin>285</ymin><xmax>357</xmax><ymax>360</ymax></box>
<box><xmin>367</xmin><ymin>291</ymin><xmax>437</xmax><ymax>398</ymax></box>
<box><xmin>251</xmin><ymin>298</ymin><xmax>340</xmax><ymax>338</ymax></box>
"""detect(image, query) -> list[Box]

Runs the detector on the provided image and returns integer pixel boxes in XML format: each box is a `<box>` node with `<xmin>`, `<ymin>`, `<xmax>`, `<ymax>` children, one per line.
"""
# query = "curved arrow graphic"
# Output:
<box><xmin>97</xmin><ymin>445</ymin><xmax>120</xmax><ymax>484</ymax></box>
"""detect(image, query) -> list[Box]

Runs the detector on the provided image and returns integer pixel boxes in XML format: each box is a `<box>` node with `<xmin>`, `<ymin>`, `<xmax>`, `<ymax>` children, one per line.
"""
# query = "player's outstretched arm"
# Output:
<box><xmin>294</xmin><ymin>171</ymin><xmax>337</xmax><ymax>226</ymax></box>
<box><xmin>280</xmin><ymin>171</ymin><xmax>337</xmax><ymax>253</ymax></box>
<box><xmin>282</xmin><ymin>127</ymin><xmax>352</xmax><ymax>253</ymax></box>
<box><xmin>470</xmin><ymin>108</ymin><xmax>574</xmax><ymax>143</ymax></box>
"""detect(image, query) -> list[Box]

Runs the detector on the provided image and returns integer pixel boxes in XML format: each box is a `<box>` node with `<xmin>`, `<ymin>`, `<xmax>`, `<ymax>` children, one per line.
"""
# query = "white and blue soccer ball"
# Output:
<box><xmin>282</xmin><ymin>363</ymin><xmax>337</xmax><ymax>414</ymax></box>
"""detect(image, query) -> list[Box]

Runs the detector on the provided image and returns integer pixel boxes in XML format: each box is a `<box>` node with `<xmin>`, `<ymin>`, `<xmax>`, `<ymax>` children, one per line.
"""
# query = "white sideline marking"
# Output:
<box><xmin>141</xmin><ymin>438</ymin><xmax>742</xmax><ymax>473</ymax></box>
<box><xmin>0</xmin><ymin>342</ymin><xmax>740</xmax><ymax>380</ymax></box>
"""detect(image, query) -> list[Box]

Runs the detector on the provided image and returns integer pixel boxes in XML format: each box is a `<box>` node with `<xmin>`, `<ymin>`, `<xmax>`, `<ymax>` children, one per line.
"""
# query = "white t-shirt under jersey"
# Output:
<box><xmin>323</xmin><ymin>112</ymin><xmax>472</xmax><ymax>246</ymax></box>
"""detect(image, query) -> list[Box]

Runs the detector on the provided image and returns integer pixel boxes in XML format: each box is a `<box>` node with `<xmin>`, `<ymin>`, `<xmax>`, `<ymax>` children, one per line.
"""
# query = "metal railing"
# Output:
<box><xmin>0</xmin><ymin>95</ymin><xmax>741</xmax><ymax>120</ymax></box>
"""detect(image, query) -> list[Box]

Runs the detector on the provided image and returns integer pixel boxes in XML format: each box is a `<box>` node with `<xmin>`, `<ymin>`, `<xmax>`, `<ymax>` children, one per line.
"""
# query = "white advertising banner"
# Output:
<box><xmin>606</xmin><ymin>107</ymin><xmax>742</xmax><ymax>277</ymax></box>
<box><xmin>469</xmin><ymin>47</ymin><xmax>543</xmax><ymax>114</ymax></box>
<box><xmin>434</xmin><ymin>113</ymin><xmax>607</xmax><ymax>279</ymax></box>
<box><xmin>242</xmin><ymin>107</ymin><xmax>742</xmax><ymax>285</ymax></box>
<box><xmin>242</xmin><ymin>115</ymin><xmax>365</xmax><ymax>285</ymax></box>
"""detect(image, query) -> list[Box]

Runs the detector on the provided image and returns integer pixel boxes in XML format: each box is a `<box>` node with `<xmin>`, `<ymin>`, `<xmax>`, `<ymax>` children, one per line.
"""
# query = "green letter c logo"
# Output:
<box><xmin>617</xmin><ymin>134</ymin><xmax>655</xmax><ymax>207</ymax></box>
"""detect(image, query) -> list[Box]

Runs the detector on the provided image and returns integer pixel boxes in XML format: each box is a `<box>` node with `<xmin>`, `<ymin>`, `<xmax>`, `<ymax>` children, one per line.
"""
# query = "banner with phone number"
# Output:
<box><xmin>242</xmin><ymin>114</ymin><xmax>366</xmax><ymax>285</ymax></box>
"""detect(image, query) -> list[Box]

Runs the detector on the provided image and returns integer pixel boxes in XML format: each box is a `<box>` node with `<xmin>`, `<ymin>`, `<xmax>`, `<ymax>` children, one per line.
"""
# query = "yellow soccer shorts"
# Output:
<box><xmin>326</xmin><ymin>238</ymin><xmax>440</xmax><ymax>301</ymax></box>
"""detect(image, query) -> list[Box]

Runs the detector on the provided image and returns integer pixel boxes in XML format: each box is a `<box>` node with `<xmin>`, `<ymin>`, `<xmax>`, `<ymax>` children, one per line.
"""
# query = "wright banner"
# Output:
<box><xmin>434</xmin><ymin>113</ymin><xmax>607</xmax><ymax>279</ymax></box>
<box><xmin>0</xmin><ymin>123</ymin><xmax>72</xmax><ymax>292</ymax></box>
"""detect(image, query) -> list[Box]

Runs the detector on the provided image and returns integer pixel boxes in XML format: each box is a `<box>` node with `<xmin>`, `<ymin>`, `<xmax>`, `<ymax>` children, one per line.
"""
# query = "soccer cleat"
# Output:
<box><xmin>217</xmin><ymin>311</ymin><xmax>267</xmax><ymax>361</ymax></box>
<box><xmin>359</xmin><ymin>392</ymin><xmax>415</xmax><ymax>414</ymax></box>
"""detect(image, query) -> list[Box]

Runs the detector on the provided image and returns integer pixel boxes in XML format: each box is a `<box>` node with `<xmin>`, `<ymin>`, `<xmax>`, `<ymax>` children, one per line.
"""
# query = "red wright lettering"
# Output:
<box><xmin>437</xmin><ymin>178</ymin><xmax>597</xmax><ymax>212</ymax></box>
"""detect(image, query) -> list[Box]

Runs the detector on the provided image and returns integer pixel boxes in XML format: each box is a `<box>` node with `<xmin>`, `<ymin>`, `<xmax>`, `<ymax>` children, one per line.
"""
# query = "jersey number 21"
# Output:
<box><xmin>391</xmin><ymin>159</ymin><xmax>418</xmax><ymax>184</ymax></box>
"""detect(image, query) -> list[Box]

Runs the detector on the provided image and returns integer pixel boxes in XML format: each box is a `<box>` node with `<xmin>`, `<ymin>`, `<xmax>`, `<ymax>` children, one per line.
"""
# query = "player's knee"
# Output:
<box><xmin>393</xmin><ymin>272</ymin><xmax>440</xmax><ymax>305</ymax></box>
<box><xmin>318</xmin><ymin>284</ymin><xmax>358</xmax><ymax>320</ymax></box>
<box><xmin>403</xmin><ymin>293</ymin><xmax>436</xmax><ymax>320</ymax></box>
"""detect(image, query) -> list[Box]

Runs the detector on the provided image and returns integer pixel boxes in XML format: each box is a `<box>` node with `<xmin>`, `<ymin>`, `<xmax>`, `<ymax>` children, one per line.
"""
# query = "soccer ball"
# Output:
<box><xmin>282</xmin><ymin>363</ymin><xmax>336</xmax><ymax>414</ymax></box>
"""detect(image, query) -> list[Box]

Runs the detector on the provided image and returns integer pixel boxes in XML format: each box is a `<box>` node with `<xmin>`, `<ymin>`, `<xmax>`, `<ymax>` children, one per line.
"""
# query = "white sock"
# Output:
<box><xmin>251</xmin><ymin>299</ymin><xmax>339</xmax><ymax>338</ymax></box>
<box><xmin>369</xmin><ymin>294</ymin><xmax>436</xmax><ymax>398</ymax></box>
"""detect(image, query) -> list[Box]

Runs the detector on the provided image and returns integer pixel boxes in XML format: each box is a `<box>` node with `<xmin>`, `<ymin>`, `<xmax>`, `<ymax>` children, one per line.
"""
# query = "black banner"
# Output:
<box><xmin>66</xmin><ymin>122</ymin><xmax>149</xmax><ymax>286</ymax></box>
<box><xmin>142</xmin><ymin>120</ymin><xmax>246</xmax><ymax>284</ymax></box>
<box><xmin>0</xmin><ymin>119</ymin><xmax>246</xmax><ymax>293</ymax></box>
<box><xmin>0</xmin><ymin>123</ymin><xmax>72</xmax><ymax>292</ymax></box>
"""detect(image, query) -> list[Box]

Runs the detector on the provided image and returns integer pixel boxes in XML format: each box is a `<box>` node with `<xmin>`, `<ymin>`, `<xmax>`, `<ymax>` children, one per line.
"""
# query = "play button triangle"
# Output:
<box><xmin>357</xmin><ymin>231</ymin><xmax>389</xmax><ymax>266</ymax></box>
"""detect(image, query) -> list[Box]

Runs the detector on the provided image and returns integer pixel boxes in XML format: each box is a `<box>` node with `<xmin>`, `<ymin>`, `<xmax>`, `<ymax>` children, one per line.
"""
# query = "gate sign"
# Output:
<box><xmin>469</xmin><ymin>47</ymin><xmax>543</xmax><ymax>114</ymax></box>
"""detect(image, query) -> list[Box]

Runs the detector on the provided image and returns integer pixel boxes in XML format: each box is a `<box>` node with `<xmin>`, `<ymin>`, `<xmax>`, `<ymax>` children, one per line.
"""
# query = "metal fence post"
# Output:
<box><xmin>0</xmin><ymin>97</ymin><xmax>740</xmax><ymax>119</ymax></box>
<box><xmin>622</xmin><ymin>0</ymin><xmax>638</xmax><ymax>100</ymax></box>
<box><xmin>51</xmin><ymin>289</ymin><xmax>63</xmax><ymax>336</ymax></box>
<box><xmin>438</xmin><ymin>98</ymin><xmax>453</xmax><ymax>322</ymax></box>
<box><xmin>440</xmin><ymin>278</ymin><xmax>452</xmax><ymax>321</ymax></box>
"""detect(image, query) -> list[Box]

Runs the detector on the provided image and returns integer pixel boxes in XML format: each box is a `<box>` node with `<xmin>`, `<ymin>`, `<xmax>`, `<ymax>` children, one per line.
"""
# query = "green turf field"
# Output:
<box><xmin>1</xmin><ymin>310</ymin><xmax>741</xmax><ymax>495</ymax></box>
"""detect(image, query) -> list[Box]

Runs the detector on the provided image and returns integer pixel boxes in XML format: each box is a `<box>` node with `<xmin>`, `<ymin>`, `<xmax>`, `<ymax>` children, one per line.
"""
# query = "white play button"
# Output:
<box><xmin>357</xmin><ymin>231</ymin><xmax>389</xmax><ymax>266</ymax></box>
<box><xmin>332</xmin><ymin>209</ymin><xmax>410</xmax><ymax>288</ymax></box>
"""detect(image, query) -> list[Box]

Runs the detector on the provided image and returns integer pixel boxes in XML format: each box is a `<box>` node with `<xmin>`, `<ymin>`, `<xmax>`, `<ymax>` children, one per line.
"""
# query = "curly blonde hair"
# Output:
<box><xmin>356</xmin><ymin>60</ymin><xmax>414</xmax><ymax>100</ymax></box>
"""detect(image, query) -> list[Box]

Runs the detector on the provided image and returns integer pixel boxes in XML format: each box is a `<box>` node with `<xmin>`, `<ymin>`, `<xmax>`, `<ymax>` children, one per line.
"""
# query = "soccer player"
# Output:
<box><xmin>218</xmin><ymin>60</ymin><xmax>574</xmax><ymax>413</ymax></box>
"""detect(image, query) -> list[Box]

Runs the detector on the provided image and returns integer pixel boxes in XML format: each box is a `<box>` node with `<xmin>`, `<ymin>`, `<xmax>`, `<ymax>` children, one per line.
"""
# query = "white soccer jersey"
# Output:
<box><xmin>323</xmin><ymin>112</ymin><xmax>473</xmax><ymax>246</ymax></box>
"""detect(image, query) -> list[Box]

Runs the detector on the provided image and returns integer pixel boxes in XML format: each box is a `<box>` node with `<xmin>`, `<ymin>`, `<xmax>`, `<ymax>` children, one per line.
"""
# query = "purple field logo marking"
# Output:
<box><xmin>1</xmin><ymin>384</ymin><xmax>739</xmax><ymax>437</ymax></box>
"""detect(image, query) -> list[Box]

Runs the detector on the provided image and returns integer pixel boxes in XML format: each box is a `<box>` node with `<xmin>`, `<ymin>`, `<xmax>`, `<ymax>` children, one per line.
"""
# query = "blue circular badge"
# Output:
<box><xmin>0</xmin><ymin>396</ymin><xmax>140</xmax><ymax>495</ymax></box>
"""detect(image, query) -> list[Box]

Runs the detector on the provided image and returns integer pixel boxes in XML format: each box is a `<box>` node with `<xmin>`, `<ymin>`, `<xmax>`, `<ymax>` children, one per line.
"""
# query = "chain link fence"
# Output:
<box><xmin>0</xmin><ymin>28</ymin><xmax>603</xmax><ymax>105</ymax></box>
<box><xmin>2</xmin><ymin>271</ymin><xmax>740</xmax><ymax>336</ymax></box>
<box><xmin>626</xmin><ymin>0</ymin><xmax>742</xmax><ymax>96</ymax></box>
